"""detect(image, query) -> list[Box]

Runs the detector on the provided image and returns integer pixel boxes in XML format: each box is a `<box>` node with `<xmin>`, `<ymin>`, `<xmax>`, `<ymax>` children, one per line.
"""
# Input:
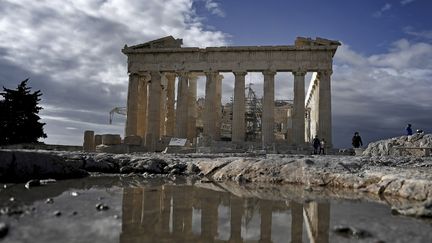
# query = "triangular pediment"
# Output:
<box><xmin>128</xmin><ymin>36</ymin><xmax>183</xmax><ymax>49</ymax></box>
<box><xmin>295</xmin><ymin>37</ymin><xmax>341</xmax><ymax>47</ymax></box>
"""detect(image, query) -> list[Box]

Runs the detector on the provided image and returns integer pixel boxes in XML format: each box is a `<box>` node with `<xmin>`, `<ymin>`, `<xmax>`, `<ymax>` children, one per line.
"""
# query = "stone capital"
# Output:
<box><xmin>188</xmin><ymin>72</ymin><xmax>199</xmax><ymax>80</ymax></box>
<box><xmin>149</xmin><ymin>71</ymin><xmax>161</xmax><ymax>79</ymax></box>
<box><xmin>204</xmin><ymin>70</ymin><xmax>218</xmax><ymax>75</ymax></box>
<box><xmin>137</xmin><ymin>71</ymin><xmax>151</xmax><ymax>81</ymax></box>
<box><xmin>262</xmin><ymin>70</ymin><xmax>276</xmax><ymax>76</ymax></box>
<box><xmin>176</xmin><ymin>71</ymin><xmax>189</xmax><ymax>77</ymax></box>
<box><xmin>292</xmin><ymin>70</ymin><xmax>307</xmax><ymax>77</ymax></box>
<box><xmin>128</xmin><ymin>72</ymin><xmax>140</xmax><ymax>77</ymax></box>
<box><xmin>318</xmin><ymin>70</ymin><xmax>333</xmax><ymax>76</ymax></box>
<box><xmin>204</xmin><ymin>70</ymin><xmax>218</xmax><ymax>79</ymax></box>
<box><xmin>233</xmin><ymin>71</ymin><xmax>247</xmax><ymax>77</ymax></box>
<box><xmin>164</xmin><ymin>72</ymin><xmax>176</xmax><ymax>81</ymax></box>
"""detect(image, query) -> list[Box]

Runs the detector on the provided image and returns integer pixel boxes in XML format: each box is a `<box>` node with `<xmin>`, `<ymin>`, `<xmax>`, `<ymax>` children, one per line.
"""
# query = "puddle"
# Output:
<box><xmin>1</xmin><ymin>176</ymin><xmax>431</xmax><ymax>242</ymax></box>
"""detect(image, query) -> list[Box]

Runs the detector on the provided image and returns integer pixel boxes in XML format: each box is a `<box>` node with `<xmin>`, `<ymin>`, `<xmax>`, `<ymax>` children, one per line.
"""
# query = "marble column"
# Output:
<box><xmin>160</xmin><ymin>75</ymin><xmax>167</xmax><ymax>136</ymax></box>
<box><xmin>165</xmin><ymin>73</ymin><xmax>176</xmax><ymax>137</ymax></box>
<box><xmin>125</xmin><ymin>73</ymin><xmax>140</xmax><ymax>137</ymax></box>
<box><xmin>262</xmin><ymin>70</ymin><xmax>276</xmax><ymax>146</ymax></box>
<box><xmin>137</xmin><ymin>74</ymin><xmax>149</xmax><ymax>139</ymax></box>
<box><xmin>175</xmin><ymin>72</ymin><xmax>189</xmax><ymax>138</ymax></box>
<box><xmin>203</xmin><ymin>71</ymin><xmax>217</xmax><ymax>139</ymax></box>
<box><xmin>215</xmin><ymin>74</ymin><xmax>223</xmax><ymax>140</ymax></box>
<box><xmin>292</xmin><ymin>71</ymin><xmax>306</xmax><ymax>145</ymax></box>
<box><xmin>291</xmin><ymin>201</ymin><xmax>303</xmax><ymax>243</ymax></box>
<box><xmin>259</xmin><ymin>200</ymin><xmax>272</xmax><ymax>242</ymax></box>
<box><xmin>232</xmin><ymin>71</ymin><xmax>247</xmax><ymax>143</ymax></box>
<box><xmin>187</xmin><ymin>73</ymin><xmax>198</xmax><ymax>142</ymax></box>
<box><xmin>304</xmin><ymin>202</ymin><xmax>330</xmax><ymax>243</ymax></box>
<box><xmin>160</xmin><ymin>186</ymin><xmax>171</xmax><ymax>234</ymax></box>
<box><xmin>229</xmin><ymin>197</ymin><xmax>243</xmax><ymax>241</ymax></box>
<box><xmin>201</xmin><ymin>193</ymin><xmax>218</xmax><ymax>240</ymax></box>
<box><xmin>145</xmin><ymin>71</ymin><xmax>162</xmax><ymax>151</ymax></box>
<box><xmin>318</xmin><ymin>70</ymin><xmax>332</xmax><ymax>148</ymax></box>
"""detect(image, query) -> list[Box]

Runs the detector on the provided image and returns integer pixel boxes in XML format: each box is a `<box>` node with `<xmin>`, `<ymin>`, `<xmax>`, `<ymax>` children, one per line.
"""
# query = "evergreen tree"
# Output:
<box><xmin>0</xmin><ymin>79</ymin><xmax>46</xmax><ymax>145</ymax></box>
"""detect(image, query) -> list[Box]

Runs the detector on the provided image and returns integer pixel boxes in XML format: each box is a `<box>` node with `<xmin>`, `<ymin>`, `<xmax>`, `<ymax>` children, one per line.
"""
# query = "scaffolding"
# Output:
<box><xmin>245</xmin><ymin>83</ymin><xmax>262</xmax><ymax>141</ymax></box>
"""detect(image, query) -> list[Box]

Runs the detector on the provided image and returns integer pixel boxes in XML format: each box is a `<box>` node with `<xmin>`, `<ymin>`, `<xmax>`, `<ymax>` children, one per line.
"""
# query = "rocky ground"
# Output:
<box><xmin>363</xmin><ymin>133</ymin><xmax>432</xmax><ymax>156</ymax></box>
<box><xmin>1</xmin><ymin>146</ymin><xmax>432</xmax><ymax>219</ymax></box>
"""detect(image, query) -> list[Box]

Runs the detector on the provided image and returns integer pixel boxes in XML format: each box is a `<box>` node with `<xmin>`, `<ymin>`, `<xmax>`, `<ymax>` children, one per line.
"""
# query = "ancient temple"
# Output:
<box><xmin>121</xmin><ymin>36</ymin><xmax>340</xmax><ymax>152</ymax></box>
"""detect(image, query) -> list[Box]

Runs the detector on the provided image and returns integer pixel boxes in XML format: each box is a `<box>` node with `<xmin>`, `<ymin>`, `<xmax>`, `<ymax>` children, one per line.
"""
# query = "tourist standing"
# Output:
<box><xmin>406</xmin><ymin>124</ymin><xmax>413</xmax><ymax>136</ymax></box>
<box><xmin>312</xmin><ymin>135</ymin><xmax>320</xmax><ymax>155</ymax></box>
<box><xmin>319</xmin><ymin>139</ymin><xmax>326</xmax><ymax>155</ymax></box>
<box><xmin>352</xmin><ymin>132</ymin><xmax>363</xmax><ymax>148</ymax></box>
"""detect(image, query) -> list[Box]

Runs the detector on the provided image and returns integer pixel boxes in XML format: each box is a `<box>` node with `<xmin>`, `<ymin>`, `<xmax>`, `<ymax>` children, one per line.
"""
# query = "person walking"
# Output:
<box><xmin>312</xmin><ymin>135</ymin><xmax>320</xmax><ymax>155</ymax></box>
<box><xmin>352</xmin><ymin>132</ymin><xmax>363</xmax><ymax>148</ymax></box>
<box><xmin>319</xmin><ymin>139</ymin><xmax>326</xmax><ymax>155</ymax></box>
<box><xmin>406</xmin><ymin>124</ymin><xmax>413</xmax><ymax>136</ymax></box>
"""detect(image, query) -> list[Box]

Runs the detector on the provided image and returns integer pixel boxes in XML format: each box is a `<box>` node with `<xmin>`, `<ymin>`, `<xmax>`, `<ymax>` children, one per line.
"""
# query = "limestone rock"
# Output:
<box><xmin>24</xmin><ymin>179</ymin><xmax>41</xmax><ymax>189</ymax></box>
<box><xmin>0</xmin><ymin>150</ymin><xmax>88</xmax><ymax>182</ymax></box>
<box><xmin>84</xmin><ymin>154</ymin><xmax>119</xmax><ymax>173</ymax></box>
<box><xmin>0</xmin><ymin>222</ymin><xmax>8</xmax><ymax>239</ymax></box>
<box><xmin>96</xmin><ymin>144</ymin><xmax>128</xmax><ymax>154</ymax></box>
<box><xmin>363</xmin><ymin>134</ymin><xmax>432</xmax><ymax>156</ymax></box>
<box><xmin>391</xmin><ymin>199</ymin><xmax>432</xmax><ymax>217</ymax></box>
<box><xmin>120</xmin><ymin>157</ymin><xmax>168</xmax><ymax>174</ymax></box>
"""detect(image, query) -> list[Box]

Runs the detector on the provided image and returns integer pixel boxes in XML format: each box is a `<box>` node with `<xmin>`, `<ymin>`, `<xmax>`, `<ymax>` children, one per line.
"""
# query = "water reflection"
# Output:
<box><xmin>120</xmin><ymin>186</ymin><xmax>330</xmax><ymax>243</ymax></box>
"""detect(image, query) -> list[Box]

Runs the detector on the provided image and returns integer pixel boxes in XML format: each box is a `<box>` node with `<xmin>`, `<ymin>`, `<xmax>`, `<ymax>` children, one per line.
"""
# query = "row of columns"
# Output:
<box><xmin>121</xmin><ymin>186</ymin><xmax>330</xmax><ymax>242</ymax></box>
<box><xmin>125</xmin><ymin>69</ymin><xmax>332</xmax><ymax>150</ymax></box>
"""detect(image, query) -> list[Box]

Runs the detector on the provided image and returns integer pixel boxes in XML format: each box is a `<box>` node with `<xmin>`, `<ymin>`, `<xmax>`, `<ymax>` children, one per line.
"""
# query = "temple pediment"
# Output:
<box><xmin>295</xmin><ymin>37</ymin><xmax>341</xmax><ymax>47</ymax></box>
<box><xmin>124</xmin><ymin>36</ymin><xmax>183</xmax><ymax>51</ymax></box>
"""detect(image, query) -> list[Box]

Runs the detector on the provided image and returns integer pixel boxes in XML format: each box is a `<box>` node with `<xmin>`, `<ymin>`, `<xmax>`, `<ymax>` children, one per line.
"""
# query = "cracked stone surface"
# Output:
<box><xmin>1</xmin><ymin>149</ymin><xmax>432</xmax><ymax>217</ymax></box>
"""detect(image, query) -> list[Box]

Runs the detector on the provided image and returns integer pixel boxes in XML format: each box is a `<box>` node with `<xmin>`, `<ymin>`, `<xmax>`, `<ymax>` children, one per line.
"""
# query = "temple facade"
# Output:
<box><xmin>122</xmin><ymin>36</ymin><xmax>340</xmax><ymax>151</ymax></box>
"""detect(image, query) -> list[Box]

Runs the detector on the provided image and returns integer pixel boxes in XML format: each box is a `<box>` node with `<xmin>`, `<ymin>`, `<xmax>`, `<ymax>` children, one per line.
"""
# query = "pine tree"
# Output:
<box><xmin>0</xmin><ymin>79</ymin><xmax>46</xmax><ymax>145</ymax></box>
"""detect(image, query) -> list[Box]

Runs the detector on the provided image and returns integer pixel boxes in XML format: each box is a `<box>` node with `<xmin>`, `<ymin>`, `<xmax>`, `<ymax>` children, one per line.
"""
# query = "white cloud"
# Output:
<box><xmin>373</xmin><ymin>3</ymin><xmax>392</xmax><ymax>18</ymax></box>
<box><xmin>0</xmin><ymin>0</ymin><xmax>229</xmax><ymax>145</ymax></box>
<box><xmin>401</xmin><ymin>0</ymin><xmax>416</xmax><ymax>5</ymax></box>
<box><xmin>203</xmin><ymin>0</ymin><xmax>225</xmax><ymax>17</ymax></box>
<box><xmin>334</xmin><ymin>39</ymin><xmax>432</xmax><ymax>107</ymax></box>
<box><xmin>331</xmin><ymin>39</ymin><xmax>432</xmax><ymax>145</ymax></box>
<box><xmin>403</xmin><ymin>26</ymin><xmax>432</xmax><ymax>40</ymax></box>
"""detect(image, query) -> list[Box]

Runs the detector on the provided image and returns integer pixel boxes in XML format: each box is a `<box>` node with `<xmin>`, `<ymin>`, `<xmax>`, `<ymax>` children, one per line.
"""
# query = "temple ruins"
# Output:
<box><xmin>118</xmin><ymin>36</ymin><xmax>340</xmax><ymax>152</ymax></box>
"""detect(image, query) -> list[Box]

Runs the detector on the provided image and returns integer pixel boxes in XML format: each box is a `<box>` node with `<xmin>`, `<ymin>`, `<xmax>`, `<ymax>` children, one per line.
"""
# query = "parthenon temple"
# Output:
<box><xmin>121</xmin><ymin>36</ymin><xmax>340</xmax><ymax>152</ymax></box>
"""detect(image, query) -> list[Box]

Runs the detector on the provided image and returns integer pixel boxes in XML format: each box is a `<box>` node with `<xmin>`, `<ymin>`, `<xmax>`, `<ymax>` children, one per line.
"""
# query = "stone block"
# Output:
<box><xmin>124</xmin><ymin>135</ymin><xmax>142</xmax><ymax>145</ymax></box>
<box><xmin>101</xmin><ymin>134</ymin><xmax>122</xmax><ymax>145</ymax></box>
<box><xmin>83</xmin><ymin>130</ymin><xmax>95</xmax><ymax>152</ymax></box>
<box><xmin>94</xmin><ymin>135</ymin><xmax>102</xmax><ymax>146</ymax></box>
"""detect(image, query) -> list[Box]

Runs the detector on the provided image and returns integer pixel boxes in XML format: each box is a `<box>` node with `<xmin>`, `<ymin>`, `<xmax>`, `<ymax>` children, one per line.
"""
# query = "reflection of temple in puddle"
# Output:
<box><xmin>121</xmin><ymin>186</ymin><xmax>330</xmax><ymax>243</ymax></box>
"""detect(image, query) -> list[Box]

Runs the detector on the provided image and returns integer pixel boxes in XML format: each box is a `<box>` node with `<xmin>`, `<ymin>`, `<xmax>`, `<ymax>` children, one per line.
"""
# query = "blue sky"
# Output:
<box><xmin>0</xmin><ymin>0</ymin><xmax>431</xmax><ymax>148</ymax></box>
<box><xmin>195</xmin><ymin>0</ymin><xmax>431</xmax><ymax>53</ymax></box>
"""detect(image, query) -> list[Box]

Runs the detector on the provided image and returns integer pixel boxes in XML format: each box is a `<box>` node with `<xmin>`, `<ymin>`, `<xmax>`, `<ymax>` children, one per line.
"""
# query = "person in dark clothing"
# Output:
<box><xmin>352</xmin><ymin>132</ymin><xmax>363</xmax><ymax>148</ymax></box>
<box><xmin>319</xmin><ymin>139</ymin><xmax>326</xmax><ymax>155</ymax></box>
<box><xmin>312</xmin><ymin>135</ymin><xmax>321</xmax><ymax>154</ymax></box>
<box><xmin>406</xmin><ymin>124</ymin><xmax>413</xmax><ymax>136</ymax></box>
